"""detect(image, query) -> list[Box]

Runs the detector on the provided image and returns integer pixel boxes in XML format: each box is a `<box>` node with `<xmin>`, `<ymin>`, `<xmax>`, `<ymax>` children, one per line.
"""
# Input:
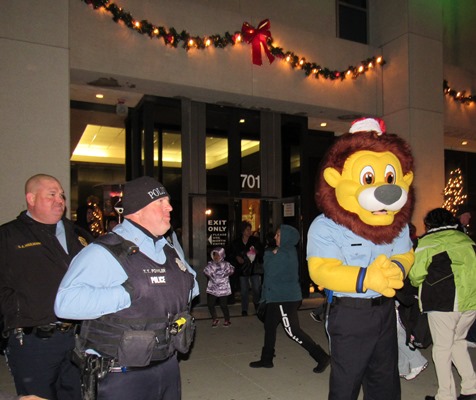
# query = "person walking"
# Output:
<box><xmin>204</xmin><ymin>247</ymin><xmax>235</xmax><ymax>327</ymax></box>
<box><xmin>409</xmin><ymin>207</ymin><xmax>476</xmax><ymax>400</ymax></box>
<box><xmin>249</xmin><ymin>224</ymin><xmax>330</xmax><ymax>373</ymax></box>
<box><xmin>0</xmin><ymin>174</ymin><xmax>92</xmax><ymax>399</ymax></box>
<box><xmin>55</xmin><ymin>176</ymin><xmax>199</xmax><ymax>400</ymax></box>
<box><xmin>230</xmin><ymin>221</ymin><xmax>263</xmax><ymax>316</ymax></box>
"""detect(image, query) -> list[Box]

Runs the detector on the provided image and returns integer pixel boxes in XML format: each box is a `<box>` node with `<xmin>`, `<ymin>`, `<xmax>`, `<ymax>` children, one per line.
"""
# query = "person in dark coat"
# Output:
<box><xmin>249</xmin><ymin>224</ymin><xmax>330</xmax><ymax>373</ymax></box>
<box><xmin>0</xmin><ymin>174</ymin><xmax>92</xmax><ymax>399</ymax></box>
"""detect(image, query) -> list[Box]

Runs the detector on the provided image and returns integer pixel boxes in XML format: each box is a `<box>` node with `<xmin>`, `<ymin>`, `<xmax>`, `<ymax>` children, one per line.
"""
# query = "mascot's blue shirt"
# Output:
<box><xmin>307</xmin><ymin>214</ymin><xmax>412</xmax><ymax>299</ymax></box>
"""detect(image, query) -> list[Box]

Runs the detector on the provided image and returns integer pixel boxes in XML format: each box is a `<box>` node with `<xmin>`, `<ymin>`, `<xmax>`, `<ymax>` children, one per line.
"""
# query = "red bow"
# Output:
<box><xmin>241</xmin><ymin>19</ymin><xmax>275</xmax><ymax>66</ymax></box>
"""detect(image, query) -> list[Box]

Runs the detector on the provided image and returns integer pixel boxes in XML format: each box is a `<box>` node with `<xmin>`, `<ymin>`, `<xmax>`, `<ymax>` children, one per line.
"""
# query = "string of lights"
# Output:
<box><xmin>82</xmin><ymin>0</ymin><xmax>385</xmax><ymax>81</ymax></box>
<box><xmin>442</xmin><ymin>168</ymin><xmax>468</xmax><ymax>215</ymax></box>
<box><xmin>444</xmin><ymin>80</ymin><xmax>475</xmax><ymax>106</ymax></box>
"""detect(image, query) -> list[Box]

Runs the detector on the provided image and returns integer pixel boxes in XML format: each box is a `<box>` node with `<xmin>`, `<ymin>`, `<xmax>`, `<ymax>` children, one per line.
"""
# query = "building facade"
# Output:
<box><xmin>2</xmin><ymin>1</ymin><xmax>475</xmax><ymax>299</ymax></box>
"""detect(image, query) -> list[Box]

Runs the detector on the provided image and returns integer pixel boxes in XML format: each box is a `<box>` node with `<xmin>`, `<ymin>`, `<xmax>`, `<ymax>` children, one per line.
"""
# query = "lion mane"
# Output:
<box><xmin>316</xmin><ymin>131</ymin><xmax>414</xmax><ymax>244</ymax></box>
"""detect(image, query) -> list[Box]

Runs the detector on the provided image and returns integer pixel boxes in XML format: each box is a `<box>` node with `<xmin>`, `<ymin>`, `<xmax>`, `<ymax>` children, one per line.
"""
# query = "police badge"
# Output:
<box><xmin>175</xmin><ymin>258</ymin><xmax>187</xmax><ymax>272</ymax></box>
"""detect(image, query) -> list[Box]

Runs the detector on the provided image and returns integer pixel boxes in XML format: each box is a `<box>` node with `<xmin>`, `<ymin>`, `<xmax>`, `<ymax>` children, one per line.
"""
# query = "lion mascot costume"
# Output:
<box><xmin>306</xmin><ymin>117</ymin><xmax>415</xmax><ymax>400</ymax></box>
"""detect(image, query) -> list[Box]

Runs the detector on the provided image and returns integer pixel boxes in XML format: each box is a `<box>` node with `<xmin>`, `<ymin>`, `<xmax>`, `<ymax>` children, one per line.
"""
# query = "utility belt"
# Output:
<box><xmin>72</xmin><ymin>349</ymin><xmax>170</xmax><ymax>377</ymax></box>
<box><xmin>73</xmin><ymin>311</ymin><xmax>194</xmax><ymax>400</ymax></box>
<box><xmin>13</xmin><ymin>322</ymin><xmax>77</xmax><ymax>342</ymax></box>
<box><xmin>331</xmin><ymin>295</ymin><xmax>391</xmax><ymax>309</ymax></box>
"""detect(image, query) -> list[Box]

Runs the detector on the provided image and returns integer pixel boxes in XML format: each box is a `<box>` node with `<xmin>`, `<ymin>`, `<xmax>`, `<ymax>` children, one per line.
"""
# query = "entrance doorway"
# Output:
<box><xmin>204</xmin><ymin>195</ymin><xmax>309</xmax><ymax>296</ymax></box>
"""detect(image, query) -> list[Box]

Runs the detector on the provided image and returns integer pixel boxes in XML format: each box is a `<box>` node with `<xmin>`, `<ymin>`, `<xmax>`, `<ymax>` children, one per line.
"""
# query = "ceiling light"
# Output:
<box><xmin>95</xmin><ymin>93</ymin><xmax>104</xmax><ymax>99</ymax></box>
<box><xmin>239</xmin><ymin>119</ymin><xmax>245</xmax><ymax>124</ymax></box>
<box><xmin>462</xmin><ymin>140</ymin><xmax>468</xmax><ymax>145</ymax></box>
<box><xmin>320</xmin><ymin>122</ymin><xmax>327</xmax><ymax>127</ymax></box>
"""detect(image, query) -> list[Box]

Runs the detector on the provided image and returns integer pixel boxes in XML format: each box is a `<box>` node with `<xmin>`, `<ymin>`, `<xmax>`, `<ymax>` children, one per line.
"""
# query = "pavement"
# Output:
<box><xmin>1</xmin><ymin>296</ymin><xmax>474</xmax><ymax>399</ymax></box>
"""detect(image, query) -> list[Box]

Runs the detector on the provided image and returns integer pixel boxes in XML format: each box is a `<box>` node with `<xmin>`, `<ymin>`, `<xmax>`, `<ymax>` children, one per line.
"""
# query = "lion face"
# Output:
<box><xmin>323</xmin><ymin>150</ymin><xmax>414</xmax><ymax>226</ymax></box>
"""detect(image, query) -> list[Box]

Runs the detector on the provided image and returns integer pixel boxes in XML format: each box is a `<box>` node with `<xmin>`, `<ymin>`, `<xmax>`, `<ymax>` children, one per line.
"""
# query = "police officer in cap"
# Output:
<box><xmin>55</xmin><ymin>176</ymin><xmax>198</xmax><ymax>400</ymax></box>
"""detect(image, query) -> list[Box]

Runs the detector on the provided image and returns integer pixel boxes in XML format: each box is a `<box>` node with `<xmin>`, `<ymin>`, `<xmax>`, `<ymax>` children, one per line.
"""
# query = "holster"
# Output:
<box><xmin>72</xmin><ymin>347</ymin><xmax>112</xmax><ymax>400</ymax></box>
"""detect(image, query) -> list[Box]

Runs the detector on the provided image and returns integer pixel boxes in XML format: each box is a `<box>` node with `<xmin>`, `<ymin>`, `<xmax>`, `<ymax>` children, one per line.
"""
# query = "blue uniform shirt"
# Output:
<box><xmin>55</xmin><ymin>219</ymin><xmax>199</xmax><ymax>320</ymax></box>
<box><xmin>306</xmin><ymin>214</ymin><xmax>412</xmax><ymax>299</ymax></box>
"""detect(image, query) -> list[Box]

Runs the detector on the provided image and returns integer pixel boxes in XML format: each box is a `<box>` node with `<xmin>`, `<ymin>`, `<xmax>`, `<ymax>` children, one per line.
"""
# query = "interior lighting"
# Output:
<box><xmin>95</xmin><ymin>93</ymin><xmax>104</xmax><ymax>99</ymax></box>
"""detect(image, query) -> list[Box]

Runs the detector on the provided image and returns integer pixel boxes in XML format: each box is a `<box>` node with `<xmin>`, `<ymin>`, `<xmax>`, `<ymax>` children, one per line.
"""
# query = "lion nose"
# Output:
<box><xmin>374</xmin><ymin>185</ymin><xmax>403</xmax><ymax>205</ymax></box>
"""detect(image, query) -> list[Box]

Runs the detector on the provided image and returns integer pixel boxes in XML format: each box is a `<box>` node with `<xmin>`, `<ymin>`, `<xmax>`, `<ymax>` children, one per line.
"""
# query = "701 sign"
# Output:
<box><xmin>241</xmin><ymin>174</ymin><xmax>260</xmax><ymax>190</ymax></box>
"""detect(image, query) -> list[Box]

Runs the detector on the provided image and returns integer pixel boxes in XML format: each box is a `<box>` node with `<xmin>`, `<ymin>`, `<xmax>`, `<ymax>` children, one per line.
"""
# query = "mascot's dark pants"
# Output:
<box><xmin>327</xmin><ymin>296</ymin><xmax>400</xmax><ymax>400</ymax></box>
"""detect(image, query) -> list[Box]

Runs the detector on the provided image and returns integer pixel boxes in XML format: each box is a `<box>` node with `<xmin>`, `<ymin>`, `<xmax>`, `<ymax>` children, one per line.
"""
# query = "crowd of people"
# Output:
<box><xmin>1</xmin><ymin>171</ymin><xmax>476</xmax><ymax>400</ymax></box>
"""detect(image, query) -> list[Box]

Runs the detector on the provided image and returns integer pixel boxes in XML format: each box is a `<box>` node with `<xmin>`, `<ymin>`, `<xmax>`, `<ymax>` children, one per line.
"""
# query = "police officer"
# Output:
<box><xmin>0</xmin><ymin>174</ymin><xmax>92</xmax><ymax>399</ymax></box>
<box><xmin>55</xmin><ymin>176</ymin><xmax>199</xmax><ymax>400</ymax></box>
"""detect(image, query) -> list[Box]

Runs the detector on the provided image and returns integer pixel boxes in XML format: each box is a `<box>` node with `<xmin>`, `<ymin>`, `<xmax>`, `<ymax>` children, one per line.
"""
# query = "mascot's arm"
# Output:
<box><xmin>308</xmin><ymin>257</ymin><xmax>362</xmax><ymax>293</ymax></box>
<box><xmin>390</xmin><ymin>249</ymin><xmax>415</xmax><ymax>278</ymax></box>
<box><xmin>309</xmin><ymin>254</ymin><xmax>405</xmax><ymax>297</ymax></box>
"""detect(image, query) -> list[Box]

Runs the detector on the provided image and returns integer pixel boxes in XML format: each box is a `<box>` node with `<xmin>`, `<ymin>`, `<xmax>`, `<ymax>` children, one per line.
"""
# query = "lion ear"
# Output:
<box><xmin>323</xmin><ymin>167</ymin><xmax>342</xmax><ymax>188</ymax></box>
<box><xmin>402</xmin><ymin>171</ymin><xmax>414</xmax><ymax>187</ymax></box>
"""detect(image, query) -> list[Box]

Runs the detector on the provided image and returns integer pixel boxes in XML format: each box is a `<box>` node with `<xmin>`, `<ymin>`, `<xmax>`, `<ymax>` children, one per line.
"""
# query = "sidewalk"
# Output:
<box><xmin>0</xmin><ymin>297</ymin><xmax>470</xmax><ymax>399</ymax></box>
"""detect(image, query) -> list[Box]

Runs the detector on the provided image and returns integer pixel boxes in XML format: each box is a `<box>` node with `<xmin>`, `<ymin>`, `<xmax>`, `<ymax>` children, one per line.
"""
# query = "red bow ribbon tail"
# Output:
<box><xmin>241</xmin><ymin>19</ymin><xmax>275</xmax><ymax>66</ymax></box>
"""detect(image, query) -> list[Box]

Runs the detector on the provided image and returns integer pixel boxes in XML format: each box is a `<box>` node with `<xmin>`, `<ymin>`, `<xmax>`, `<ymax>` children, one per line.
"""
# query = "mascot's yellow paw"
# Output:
<box><xmin>363</xmin><ymin>255</ymin><xmax>404</xmax><ymax>297</ymax></box>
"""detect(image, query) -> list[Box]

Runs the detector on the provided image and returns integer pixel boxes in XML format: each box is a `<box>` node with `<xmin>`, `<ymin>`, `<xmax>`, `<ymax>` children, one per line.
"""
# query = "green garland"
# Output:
<box><xmin>82</xmin><ymin>0</ymin><xmax>385</xmax><ymax>81</ymax></box>
<box><xmin>444</xmin><ymin>80</ymin><xmax>475</xmax><ymax>105</ymax></box>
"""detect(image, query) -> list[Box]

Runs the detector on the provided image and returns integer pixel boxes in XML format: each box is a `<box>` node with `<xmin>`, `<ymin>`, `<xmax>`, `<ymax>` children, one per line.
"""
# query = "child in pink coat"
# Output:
<box><xmin>204</xmin><ymin>247</ymin><xmax>235</xmax><ymax>327</ymax></box>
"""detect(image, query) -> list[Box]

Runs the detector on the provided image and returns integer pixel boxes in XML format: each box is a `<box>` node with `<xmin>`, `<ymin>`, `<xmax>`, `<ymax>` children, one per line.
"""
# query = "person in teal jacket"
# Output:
<box><xmin>409</xmin><ymin>208</ymin><xmax>476</xmax><ymax>400</ymax></box>
<box><xmin>249</xmin><ymin>224</ymin><xmax>330</xmax><ymax>373</ymax></box>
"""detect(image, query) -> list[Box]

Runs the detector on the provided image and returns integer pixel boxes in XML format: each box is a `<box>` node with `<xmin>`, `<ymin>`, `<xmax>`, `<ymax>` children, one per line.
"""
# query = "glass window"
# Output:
<box><xmin>337</xmin><ymin>0</ymin><xmax>368</xmax><ymax>44</ymax></box>
<box><xmin>240</xmin><ymin>138</ymin><xmax>260</xmax><ymax>194</ymax></box>
<box><xmin>205</xmin><ymin>105</ymin><xmax>261</xmax><ymax>195</ymax></box>
<box><xmin>206</xmin><ymin>105</ymin><xmax>231</xmax><ymax>192</ymax></box>
<box><xmin>206</xmin><ymin>135</ymin><xmax>229</xmax><ymax>191</ymax></box>
<box><xmin>239</xmin><ymin>109</ymin><xmax>261</xmax><ymax>195</ymax></box>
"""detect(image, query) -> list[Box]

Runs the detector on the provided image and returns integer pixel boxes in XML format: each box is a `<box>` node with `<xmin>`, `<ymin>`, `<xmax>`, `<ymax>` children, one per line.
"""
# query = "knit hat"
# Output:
<box><xmin>122</xmin><ymin>176</ymin><xmax>169</xmax><ymax>215</ymax></box>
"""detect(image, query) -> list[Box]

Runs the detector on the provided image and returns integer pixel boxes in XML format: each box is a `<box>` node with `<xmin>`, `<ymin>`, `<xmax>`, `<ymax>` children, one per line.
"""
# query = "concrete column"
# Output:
<box><xmin>181</xmin><ymin>99</ymin><xmax>207</xmax><ymax>301</ymax></box>
<box><xmin>374</xmin><ymin>0</ymin><xmax>445</xmax><ymax>234</ymax></box>
<box><xmin>0</xmin><ymin>2</ymin><xmax>70</xmax><ymax>221</ymax></box>
<box><xmin>260</xmin><ymin>111</ymin><xmax>282</xmax><ymax>199</ymax></box>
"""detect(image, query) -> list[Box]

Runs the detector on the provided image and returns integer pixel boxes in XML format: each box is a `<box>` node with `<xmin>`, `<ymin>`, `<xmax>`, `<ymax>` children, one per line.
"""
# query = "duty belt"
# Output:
<box><xmin>14</xmin><ymin>322</ymin><xmax>76</xmax><ymax>341</ymax></box>
<box><xmin>108</xmin><ymin>359</ymin><xmax>168</xmax><ymax>373</ymax></box>
<box><xmin>331</xmin><ymin>296</ymin><xmax>390</xmax><ymax>309</ymax></box>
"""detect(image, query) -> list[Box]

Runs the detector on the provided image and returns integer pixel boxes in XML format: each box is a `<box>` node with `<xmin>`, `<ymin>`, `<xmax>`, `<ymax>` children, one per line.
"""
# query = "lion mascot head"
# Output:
<box><xmin>316</xmin><ymin>118</ymin><xmax>414</xmax><ymax>244</ymax></box>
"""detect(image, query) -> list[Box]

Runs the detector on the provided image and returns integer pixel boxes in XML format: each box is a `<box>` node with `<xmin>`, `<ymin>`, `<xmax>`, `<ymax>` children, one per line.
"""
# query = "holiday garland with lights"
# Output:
<box><xmin>82</xmin><ymin>0</ymin><xmax>385</xmax><ymax>81</ymax></box>
<box><xmin>444</xmin><ymin>80</ymin><xmax>475</xmax><ymax>106</ymax></box>
<box><xmin>442</xmin><ymin>168</ymin><xmax>468</xmax><ymax>215</ymax></box>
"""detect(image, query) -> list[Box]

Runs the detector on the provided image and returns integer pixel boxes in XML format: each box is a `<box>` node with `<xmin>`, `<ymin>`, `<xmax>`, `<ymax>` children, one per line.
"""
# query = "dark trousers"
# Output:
<box><xmin>207</xmin><ymin>294</ymin><xmax>230</xmax><ymax>320</ymax></box>
<box><xmin>98</xmin><ymin>356</ymin><xmax>180</xmax><ymax>400</ymax></box>
<box><xmin>240</xmin><ymin>274</ymin><xmax>261</xmax><ymax>313</ymax></box>
<box><xmin>6</xmin><ymin>329</ymin><xmax>81</xmax><ymax>400</ymax></box>
<box><xmin>263</xmin><ymin>301</ymin><xmax>319</xmax><ymax>353</ymax></box>
<box><xmin>327</xmin><ymin>298</ymin><xmax>400</xmax><ymax>400</ymax></box>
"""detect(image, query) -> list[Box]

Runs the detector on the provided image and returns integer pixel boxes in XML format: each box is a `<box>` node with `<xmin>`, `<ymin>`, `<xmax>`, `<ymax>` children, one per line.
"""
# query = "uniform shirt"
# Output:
<box><xmin>307</xmin><ymin>214</ymin><xmax>412</xmax><ymax>299</ymax></box>
<box><xmin>55</xmin><ymin>219</ymin><xmax>198</xmax><ymax>320</ymax></box>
